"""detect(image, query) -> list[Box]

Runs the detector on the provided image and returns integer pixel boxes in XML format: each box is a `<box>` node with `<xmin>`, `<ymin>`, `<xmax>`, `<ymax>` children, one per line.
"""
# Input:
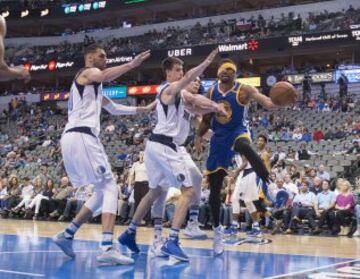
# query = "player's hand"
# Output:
<box><xmin>12</xmin><ymin>66</ymin><xmax>31</xmax><ymax>82</ymax></box>
<box><xmin>144</xmin><ymin>100</ymin><xmax>157</xmax><ymax>112</ymax></box>
<box><xmin>205</xmin><ymin>48</ymin><xmax>219</xmax><ymax>64</ymax></box>
<box><xmin>195</xmin><ymin>136</ymin><xmax>204</xmax><ymax>154</ymax></box>
<box><xmin>214</xmin><ymin>102</ymin><xmax>229</xmax><ymax>118</ymax></box>
<box><xmin>130</xmin><ymin>50</ymin><xmax>151</xmax><ymax>68</ymax></box>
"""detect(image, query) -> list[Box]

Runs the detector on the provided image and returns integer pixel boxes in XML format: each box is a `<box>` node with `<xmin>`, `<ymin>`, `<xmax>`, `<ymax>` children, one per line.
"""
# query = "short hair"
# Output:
<box><xmin>257</xmin><ymin>134</ymin><xmax>268</xmax><ymax>143</ymax></box>
<box><xmin>161</xmin><ymin>57</ymin><xmax>183</xmax><ymax>75</ymax></box>
<box><xmin>84</xmin><ymin>44</ymin><xmax>103</xmax><ymax>57</ymax></box>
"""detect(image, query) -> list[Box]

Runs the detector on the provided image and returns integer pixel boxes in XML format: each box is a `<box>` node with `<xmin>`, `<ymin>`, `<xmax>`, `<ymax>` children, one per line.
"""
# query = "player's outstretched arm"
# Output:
<box><xmin>0</xmin><ymin>16</ymin><xmax>30</xmax><ymax>82</ymax></box>
<box><xmin>244</xmin><ymin>84</ymin><xmax>278</xmax><ymax>110</ymax></box>
<box><xmin>182</xmin><ymin>89</ymin><xmax>228</xmax><ymax>116</ymax></box>
<box><xmin>102</xmin><ymin>96</ymin><xmax>156</xmax><ymax>115</ymax></box>
<box><xmin>161</xmin><ymin>48</ymin><xmax>218</xmax><ymax>104</ymax></box>
<box><xmin>82</xmin><ymin>50</ymin><xmax>151</xmax><ymax>83</ymax></box>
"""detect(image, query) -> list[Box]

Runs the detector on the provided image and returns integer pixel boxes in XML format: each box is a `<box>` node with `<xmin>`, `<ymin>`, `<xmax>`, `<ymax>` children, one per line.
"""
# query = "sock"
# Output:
<box><xmin>100</xmin><ymin>232</ymin><xmax>113</xmax><ymax>251</ymax></box>
<box><xmin>232</xmin><ymin>220</ymin><xmax>239</xmax><ymax>228</ymax></box>
<box><xmin>64</xmin><ymin>221</ymin><xmax>80</xmax><ymax>239</ymax></box>
<box><xmin>189</xmin><ymin>206</ymin><xmax>199</xmax><ymax>223</ymax></box>
<box><xmin>127</xmin><ymin>221</ymin><xmax>138</xmax><ymax>234</ymax></box>
<box><xmin>252</xmin><ymin>222</ymin><xmax>260</xmax><ymax>229</ymax></box>
<box><xmin>153</xmin><ymin>218</ymin><xmax>162</xmax><ymax>241</ymax></box>
<box><xmin>265</xmin><ymin>217</ymin><xmax>271</xmax><ymax>227</ymax></box>
<box><xmin>169</xmin><ymin>228</ymin><xmax>180</xmax><ymax>242</ymax></box>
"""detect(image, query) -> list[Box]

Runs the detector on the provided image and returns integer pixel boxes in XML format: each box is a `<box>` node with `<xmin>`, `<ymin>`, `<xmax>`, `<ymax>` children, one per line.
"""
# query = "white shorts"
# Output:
<box><xmin>234</xmin><ymin>170</ymin><xmax>261</xmax><ymax>203</ymax></box>
<box><xmin>61</xmin><ymin>131</ymin><xmax>114</xmax><ymax>188</ymax></box>
<box><xmin>144</xmin><ymin>141</ymin><xmax>194</xmax><ymax>189</ymax></box>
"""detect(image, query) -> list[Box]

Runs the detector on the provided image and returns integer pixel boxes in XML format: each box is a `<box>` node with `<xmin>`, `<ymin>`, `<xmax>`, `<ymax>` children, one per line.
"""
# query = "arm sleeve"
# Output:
<box><xmin>103</xmin><ymin>96</ymin><xmax>137</xmax><ymax>115</ymax></box>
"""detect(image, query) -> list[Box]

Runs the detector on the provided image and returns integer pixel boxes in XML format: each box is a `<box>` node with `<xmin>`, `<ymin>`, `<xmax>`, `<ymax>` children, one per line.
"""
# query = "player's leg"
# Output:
<box><xmin>208</xmin><ymin>169</ymin><xmax>227</xmax><ymax>255</ymax></box>
<box><xmin>245</xmin><ymin>201</ymin><xmax>263</xmax><ymax>237</ymax></box>
<box><xmin>233</xmin><ymin>137</ymin><xmax>270</xmax><ymax>183</ymax></box>
<box><xmin>224</xmin><ymin>180</ymin><xmax>242</xmax><ymax>236</ymax></box>
<box><xmin>0</xmin><ymin>15</ymin><xmax>6</xmax><ymax>65</ymax></box>
<box><xmin>183</xmin><ymin>158</ymin><xmax>207</xmax><ymax>239</ymax></box>
<box><xmin>148</xmin><ymin>188</ymin><xmax>168</xmax><ymax>257</ymax></box>
<box><xmin>118</xmin><ymin>186</ymin><xmax>162</xmax><ymax>253</ymax></box>
<box><xmin>161</xmin><ymin>185</ymin><xmax>194</xmax><ymax>261</ymax></box>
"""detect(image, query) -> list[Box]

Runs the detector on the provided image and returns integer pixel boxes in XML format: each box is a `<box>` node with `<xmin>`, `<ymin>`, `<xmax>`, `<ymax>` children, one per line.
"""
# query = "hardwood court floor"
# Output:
<box><xmin>0</xmin><ymin>219</ymin><xmax>359</xmax><ymax>278</ymax></box>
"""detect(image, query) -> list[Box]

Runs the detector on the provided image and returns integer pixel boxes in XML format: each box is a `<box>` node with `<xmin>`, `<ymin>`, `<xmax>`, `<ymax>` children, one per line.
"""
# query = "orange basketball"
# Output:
<box><xmin>269</xmin><ymin>81</ymin><xmax>298</xmax><ymax>106</ymax></box>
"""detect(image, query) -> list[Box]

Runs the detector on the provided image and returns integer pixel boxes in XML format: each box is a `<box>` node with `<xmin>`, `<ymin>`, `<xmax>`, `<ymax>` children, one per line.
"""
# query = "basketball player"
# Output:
<box><xmin>195</xmin><ymin>59</ymin><xmax>280</xmax><ymax>255</ymax></box>
<box><xmin>53</xmin><ymin>45</ymin><xmax>154</xmax><ymax>265</ymax></box>
<box><xmin>229</xmin><ymin>134</ymin><xmax>271</xmax><ymax>237</ymax></box>
<box><xmin>119</xmin><ymin>49</ymin><xmax>228</xmax><ymax>262</ymax></box>
<box><xmin>0</xmin><ymin>16</ymin><xmax>30</xmax><ymax>82</ymax></box>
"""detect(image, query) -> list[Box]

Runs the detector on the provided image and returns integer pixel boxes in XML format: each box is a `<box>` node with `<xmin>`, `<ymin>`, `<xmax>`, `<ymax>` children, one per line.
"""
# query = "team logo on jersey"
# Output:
<box><xmin>177</xmin><ymin>173</ymin><xmax>185</xmax><ymax>183</ymax></box>
<box><xmin>215</xmin><ymin>100</ymin><xmax>232</xmax><ymax>124</ymax></box>
<box><xmin>97</xmin><ymin>165</ymin><xmax>106</xmax><ymax>175</ymax></box>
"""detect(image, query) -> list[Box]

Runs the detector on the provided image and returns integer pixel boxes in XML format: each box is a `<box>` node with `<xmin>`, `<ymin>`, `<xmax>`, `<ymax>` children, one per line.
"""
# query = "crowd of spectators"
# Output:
<box><xmin>5</xmin><ymin>5</ymin><xmax>360</xmax><ymax>65</ymax></box>
<box><xmin>0</xmin><ymin>90</ymin><xmax>358</xmax><ymax>238</ymax></box>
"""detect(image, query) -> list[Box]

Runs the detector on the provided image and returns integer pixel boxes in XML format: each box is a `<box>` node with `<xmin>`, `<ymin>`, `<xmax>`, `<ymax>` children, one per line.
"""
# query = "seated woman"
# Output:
<box><xmin>330</xmin><ymin>179</ymin><xmax>356</xmax><ymax>236</ymax></box>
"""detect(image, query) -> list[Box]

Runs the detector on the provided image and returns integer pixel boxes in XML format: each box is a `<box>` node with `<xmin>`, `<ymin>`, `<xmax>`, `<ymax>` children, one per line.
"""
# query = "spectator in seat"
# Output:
<box><xmin>46</xmin><ymin>177</ymin><xmax>73</xmax><ymax>219</ymax></box>
<box><xmin>11</xmin><ymin>177</ymin><xmax>34</xmax><ymax>213</ymax></box>
<box><xmin>317</xmin><ymin>164</ymin><xmax>330</xmax><ymax>181</ymax></box>
<box><xmin>163</xmin><ymin>187</ymin><xmax>181</xmax><ymax>227</ymax></box>
<box><xmin>0</xmin><ymin>178</ymin><xmax>10</xmax><ymax>211</ymax></box>
<box><xmin>301</xmin><ymin>128</ymin><xmax>312</xmax><ymax>143</ymax></box>
<box><xmin>283</xmin><ymin>174</ymin><xmax>298</xmax><ymax>199</ymax></box>
<box><xmin>270</xmin><ymin>178</ymin><xmax>291</xmax><ymax>234</ymax></box>
<box><xmin>313</xmin><ymin>127</ymin><xmax>324</xmax><ymax>142</ymax></box>
<box><xmin>286</xmin><ymin>180</ymin><xmax>320</xmax><ymax>234</ymax></box>
<box><xmin>346</xmin><ymin>141</ymin><xmax>360</xmax><ymax>154</ymax></box>
<box><xmin>6</xmin><ymin>175</ymin><xmax>21</xmax><ymax>210</ymax></box>
<box><xmin>324</xmin><ymin>128</ymin><xmax>335</xmax><ymax>141</ymax></box>
<box><xmin>296</xmin><ymin>143</ymin><xmax>312</xmax><ymax>161</ymax></box>
<box><xmin>310</xmin><ymin>177</ymin><xmax>322</xmax><ymax>195</ymax></box>
<box><xmin>316</xmin><ymin>180</ymin><xmax>336</xmax><ymax>232</ymax></box>
<box><xmin>330</xmin><ymin>179</ymin><xmax>356</xmax><ymax>236</ymax></box>
<box><xmin>27</xmin><ymin>178</ymin><xmax>53</xmax><ymax>220</ymax></box>
<box><xmin>198</xmin><ymin>177</ymin><xmax>211</xmax><ymax>226</ymax></box>
<box><xmin>58</xmin><ymin>184</ymin><xmax>94</xmax><ymax>221</ymax></box>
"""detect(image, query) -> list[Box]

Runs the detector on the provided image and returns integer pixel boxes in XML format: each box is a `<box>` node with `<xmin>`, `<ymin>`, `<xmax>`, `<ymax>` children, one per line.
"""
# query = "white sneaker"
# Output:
<box><xmin>183</xmin><ymin>221</ymin><xmax>208</xmax><ymax>239</ymax></box>
<box><xmin>353</xmin><ymin>230</ymin><xmax>360</xmax><ymax>237</ymax></box>
<box><xmin>148</xmin><ymin>238</ymin><xmax>168</xmax><ymax>258</ymax></box>
<box><xmin>213</xmin><ymin>226</ymin><xmax>224</xmax><ymax>256</ymax></box>
<box><xmin>96</xmin><ymin>247</ymin><xmax>134</xmax><ymax>265</ymax></box>
<box><xmin>52</xmin><ymin>232</ymin><xmax>75</xmax><ymax>258</ymax></box>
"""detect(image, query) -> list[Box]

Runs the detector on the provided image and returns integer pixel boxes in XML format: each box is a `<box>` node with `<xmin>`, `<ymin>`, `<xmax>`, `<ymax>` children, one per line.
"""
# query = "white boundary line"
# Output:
<box><xmin>0</xmin><ymin>269</ymin><xmax>45</xmax><ymax>277</ymax></box>
<box><xmin>263</xmin><ymin>258</ymin><xmax>360</xmax><ymax>279</ymax></box>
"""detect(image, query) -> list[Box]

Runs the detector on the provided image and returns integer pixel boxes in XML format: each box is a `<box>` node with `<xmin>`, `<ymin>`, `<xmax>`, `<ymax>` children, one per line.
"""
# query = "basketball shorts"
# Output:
<box><xmin>205</xmin><ymin>128</ymin><xmax>251</xmax><ymax>175</ymax></box>
<box><xmin>235</xmin><ymin>168</ymin><xmax>262</xmax><ymax>203</ymax></box>
<box><xmin>144</xmin><ymin>140</ymin><xmax>194</xmax><ymax>190</ymax></box>
<box><xmin>61</xmin><ymin>131</ymin><xmax>114</xmax><ymax>188</ymax></box>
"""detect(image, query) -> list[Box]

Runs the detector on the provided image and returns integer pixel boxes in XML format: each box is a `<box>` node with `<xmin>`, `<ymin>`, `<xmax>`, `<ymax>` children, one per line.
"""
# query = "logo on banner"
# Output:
<box><xmin>352</xmin><ymin>30</ymin><xmax>360</xmax><ymax>40</ymax></box>
<box><xmin>167</xmin><ymin>48</ymin><xmax>192</xmax><ymax>57</ymax></box>
<box><xmin>106</xmin><ymin>56</ymin><xmax>133</xmax><ymax>64</ymax></box>
<box><xmin>218</xmin><ymin>40</ymin><xmax>259</xmax><ymax>53</ymax></box>
<box><xmin>288</xmin><ymin>36</ymin><xmax>303</xmax><ymax>47</ymax></box>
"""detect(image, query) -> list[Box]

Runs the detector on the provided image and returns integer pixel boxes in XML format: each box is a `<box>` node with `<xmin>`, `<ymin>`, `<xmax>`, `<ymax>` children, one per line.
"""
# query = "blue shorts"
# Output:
<box><xmin>205</xmin><ymin>128</ymin><xmax>250</xmax><ymax>175</ymax></box>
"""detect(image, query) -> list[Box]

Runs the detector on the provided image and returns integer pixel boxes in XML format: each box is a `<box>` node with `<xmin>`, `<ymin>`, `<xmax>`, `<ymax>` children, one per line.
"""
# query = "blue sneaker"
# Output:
<box><xmin>246</xmin><ymin>227</ymin><xmax>263</xmax><ymax>238</ymax></box>
<box><xmin>223</xmin><ymin>225</ymin><xmax>238</xmax><ymax>237</ymax></box>
<box><xmin>52</xmin><ymin>232</ymin><xmax>75</xmax><ymax>258</ymax></box>
<box><xmin>160</xmin><ymin>239</ymin><xmax>189</xmax><ymax>262</ymax></box>
<box><xmin>118</xmin><ymin>230</ymin><xmax>140</xmax><ymax>254</ymax></box>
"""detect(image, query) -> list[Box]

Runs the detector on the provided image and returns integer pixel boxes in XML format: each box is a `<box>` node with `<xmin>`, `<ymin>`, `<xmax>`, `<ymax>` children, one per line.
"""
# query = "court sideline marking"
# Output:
<box><xmin>0</xmin><ymin>269</ymin><xmax>45</xmax><ymax>277</ymax></box>
<box><xmin>263</xmin><ymin>258</ymin><xmax>360</xmax><ymax>279</ymax></box>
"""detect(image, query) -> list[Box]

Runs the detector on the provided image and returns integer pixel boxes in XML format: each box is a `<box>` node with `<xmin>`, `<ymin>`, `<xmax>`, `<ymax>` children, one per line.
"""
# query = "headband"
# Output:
<box><xmin>217</xmin><ymin>62</ymin><xmax>237</xmax><ymax>76</ymax></box>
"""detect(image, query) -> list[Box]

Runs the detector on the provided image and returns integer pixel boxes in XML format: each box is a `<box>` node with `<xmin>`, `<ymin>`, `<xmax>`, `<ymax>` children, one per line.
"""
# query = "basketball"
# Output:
<box><xmin>269</xmin><ymin>81</ymin><xmax>298</xmax><ymax>106</ymax></box>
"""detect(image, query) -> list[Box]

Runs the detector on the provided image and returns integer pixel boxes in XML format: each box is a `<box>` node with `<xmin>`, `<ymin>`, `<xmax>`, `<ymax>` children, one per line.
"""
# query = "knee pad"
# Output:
<box><xmin>151</xmin><ymin>188</ymin><xmax>168</xmax><ymax>219</ymax></box>
<box><xmin>101</xmin><ymin>180</ymin><xmax>119</xmax><ymax>215</ymax></box>
<box><xmin>245</xmin><ymin>201</ymin><xmax>257</xmax><ymax>214</ymax></box>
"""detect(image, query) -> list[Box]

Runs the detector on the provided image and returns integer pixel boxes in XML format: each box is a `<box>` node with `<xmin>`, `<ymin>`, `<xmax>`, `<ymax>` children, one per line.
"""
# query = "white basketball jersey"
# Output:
<box><xmin>65</xmin><ymin>68</ymin><xmax>103</xmax><ymax>137</ymax></box>
<box><xmin>152</xmin><ymin>82</ymin><xmax>191</xmax><ymax>145</ymax></box>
